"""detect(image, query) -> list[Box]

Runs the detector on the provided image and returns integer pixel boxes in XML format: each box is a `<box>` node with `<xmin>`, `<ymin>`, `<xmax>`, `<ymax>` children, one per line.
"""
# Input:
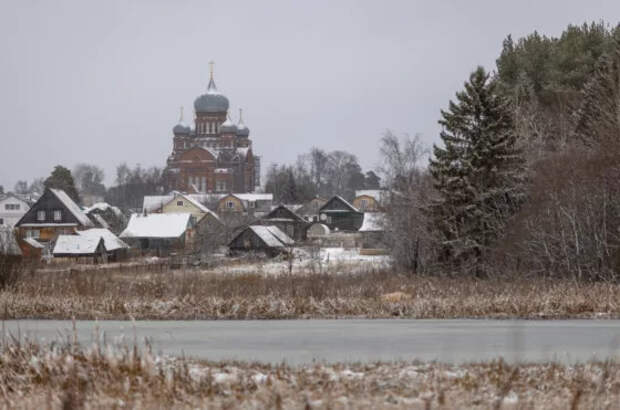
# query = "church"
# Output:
<box><xmin>163</xmin><ymin>64</ymin><xmax>260</xmax><ymax>193</ymax></box>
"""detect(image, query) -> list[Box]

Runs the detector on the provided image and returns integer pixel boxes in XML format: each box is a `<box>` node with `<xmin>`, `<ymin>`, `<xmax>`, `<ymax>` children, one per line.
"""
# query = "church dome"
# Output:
<box><xmin>194</xmin><ymin>77</ymin><xmax>229</xmax><ymax>114</ymax></box>
<box><xmin>219</xmin><ymin>117</ymin><xmax>237</xmax><ymax>134</ymax></box>
<box><xmin>236</xmin><ymin>108</ymin><xmax>250</xmax><ymax>137</ymax></box>
<box><xmin>173</xmin><ymin>121</ymin><xmax>191</xmax><ymax>135</ymax></box>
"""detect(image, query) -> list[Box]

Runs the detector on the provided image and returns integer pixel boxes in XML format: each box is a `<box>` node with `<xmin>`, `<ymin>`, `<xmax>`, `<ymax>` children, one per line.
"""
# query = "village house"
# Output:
<box><xmin>254</xmin><ymin>204</ymin><xmax>310</xmax><ymax>241</ymax></box>
<box><xmin>14</xmin><ymin>188</ymin><xmax>94</xmax><ymax>254</ymax></box>
<box><xmin>119</xmin><ymin>213</ymin><xmax>194</xmax><ymax>255</ymax></box>
<box><xmin>352</xmin><ymin>190</ymin><xmax>388</xmax><ymax>212</ymax></box>
<box><xmin>0</xmin><ymin>193</ymin><xmax>30</xmax><ymax>227</ymax></box>
<box><xmin>318</xmin><ymin>196</ymin><xmax>364</xmax><ymax>232</ymax></box>
<box><xmin>229</xmin><ymin>225</ymin><xmax>294</xmax><ymax>257</ymax></box>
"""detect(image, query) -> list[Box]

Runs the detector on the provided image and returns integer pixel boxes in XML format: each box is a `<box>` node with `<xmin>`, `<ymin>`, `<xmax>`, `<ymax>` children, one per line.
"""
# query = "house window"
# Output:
<box><xmin>27</xmin><ymin>229</ymin><xmax>40</xmax><ymax>238</ymax></box>
<box><xmin>0</xmin><ymin>218</ymin><xmax>3</xmax><ymax>225</ymax></box>
<box><xmin>248</xmin><ymin>201</ymin><xmax>256</xmax><ymax>208</ymax></box>
<box><xmin>360</xmin><ymin>199</ymin><xmax>368</xmax><ymax>210</ymax></box>
<box><xmin>5</xmin><ymin>204</ymin><xmax>20</xmax><ymax>210</ymax></box>
<box><xmin>226</xmin><ymin>201</ymin><xmax>234</xmax><ymax>209</ymax></box>
<box><xmin>216</xmin><ymin>181</ymin><xmax>227</xmax><ymax>192</ymax></box>
<box><xmin>53</xmin><ymin>210</ymin><xmax>62</xmax><ymax>221</ymax></box>
<box><xmin>37</xmin><ymin>210</ymin><xmax>46</xmax><ymax>221</ymax></box>
<box><xmin>177</xmin><ymin>201</ymin><xmax>184</xmax><ymax>206</ymax></box>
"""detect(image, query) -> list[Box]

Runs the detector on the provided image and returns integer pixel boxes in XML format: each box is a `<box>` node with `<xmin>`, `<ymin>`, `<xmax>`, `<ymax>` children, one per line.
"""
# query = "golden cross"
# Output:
<box><xmin>209</xmin><ymin>61</ymin><xmax>215</xmax><ymax>80</ymax></box>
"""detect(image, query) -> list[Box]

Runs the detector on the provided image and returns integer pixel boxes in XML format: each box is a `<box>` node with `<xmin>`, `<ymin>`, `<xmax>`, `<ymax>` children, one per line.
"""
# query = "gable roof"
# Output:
<box><xmin>230</xmin><ymin>225</ymin><xmax>294</xmax><ymax>248</ymax></box>
<box><xmin>120</xmin><ymin>213</ymin><xmax>192</xmax><ymax>239</ymax></box>
<box><xmin>165</xmin><ymin>193</ymin><xmax>222</xmax><ymax>222</ymax></box>
<box><xmin>53</xmin><ymin>235</ymin><xmax>104</xmax><ymax>255</ymax></box>
<box><xmin>77</xmin><ymin>228</ymin><xmax>129</xmax><ymax>251</ymax></box>
<box><xmin>319</xmin><ymin>195</ymin><xmax>361</xmax><ymax>213</ymax></box>
<box><xmin>84</xmin><ymin>202</ymin><xmax>123</xmax><ymax>218</ymax></box>
<box><xmin>264</xmin><ymin>204</ymin><xmax>307</xmax><ymax>222</ymax></box>
<box><xmin>0</xmin><ymin>193</ymin><xmax>30</xmax><ymax>207</ymax></box>
<box><xmin>49</xmin><ymin>189</ymin><xmax>94</xmax><ymax>227</ymax></box>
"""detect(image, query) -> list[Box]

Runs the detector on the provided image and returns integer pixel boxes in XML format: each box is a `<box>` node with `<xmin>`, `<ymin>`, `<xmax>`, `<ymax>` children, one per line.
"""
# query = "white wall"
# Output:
<box><xmin>0</xmin><ymin>196</ymin><xmax>29</xmax><ymax>227</ymax></box>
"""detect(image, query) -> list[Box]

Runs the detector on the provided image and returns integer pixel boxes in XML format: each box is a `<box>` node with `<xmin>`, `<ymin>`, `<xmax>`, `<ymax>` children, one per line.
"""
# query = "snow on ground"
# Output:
<box><xmin>210</xmin><ymin>247</ymin><xmax>390</xmax><ymax>276</ymax></box>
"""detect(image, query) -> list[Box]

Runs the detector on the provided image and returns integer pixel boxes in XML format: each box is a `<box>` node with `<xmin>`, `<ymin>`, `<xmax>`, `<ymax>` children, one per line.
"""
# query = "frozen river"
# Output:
<box><xmin>4</xmin><ymin>319</ymin><xmax>619</xmax><ymax>365</ymax></box>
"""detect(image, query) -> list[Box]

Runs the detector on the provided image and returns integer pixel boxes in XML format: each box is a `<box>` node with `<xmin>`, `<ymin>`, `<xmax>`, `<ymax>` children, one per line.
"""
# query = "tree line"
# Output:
<box><xmin>382</xmin><ymin>21</ymin><xmax>620</xmax><ymax>281</ymax></box>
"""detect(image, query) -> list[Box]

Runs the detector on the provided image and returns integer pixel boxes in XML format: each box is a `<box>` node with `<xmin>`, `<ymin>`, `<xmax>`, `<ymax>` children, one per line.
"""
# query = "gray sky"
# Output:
<box><xmin>1</xmin><ymin>0</ymin><xmax>619</xmax><ymax>190</ymax></box>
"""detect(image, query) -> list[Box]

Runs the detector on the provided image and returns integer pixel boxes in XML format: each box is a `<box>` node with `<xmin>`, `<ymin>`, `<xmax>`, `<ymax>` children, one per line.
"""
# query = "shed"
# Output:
<box><xmin>53</xmin><ymin>235</ymin><xmax>107</xmax><ymax>264</ymax></box>
<box><xmin>307</xmin><ymin>223</ymin><xmax>330</xmax><ymax>238</ymax></box>
<box><xmin>359</xmin><ymin>212</ymin><xmax>387</xmax><ymax>249</ymax></box>
<box><xmin>77</xmin><ymin>228</ymin><xmax>130</xmax><ymax>262</ymax></box>
<box><xmin>229</xmin><ymin>225</ymin><xmax>294</xmax><ymax>257</ymax></box>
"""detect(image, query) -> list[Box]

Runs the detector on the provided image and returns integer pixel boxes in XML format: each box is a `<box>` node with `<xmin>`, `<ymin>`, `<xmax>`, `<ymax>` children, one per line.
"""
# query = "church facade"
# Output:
<box><xmin>163</xmin><ymin>67</ymin><xmax>260</xmax><ymax>193</ymax></box>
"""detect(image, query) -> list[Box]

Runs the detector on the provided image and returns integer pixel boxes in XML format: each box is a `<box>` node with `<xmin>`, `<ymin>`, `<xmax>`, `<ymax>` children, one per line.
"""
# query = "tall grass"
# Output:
<box><xmin>1</xmin><ymin>268</ymin><xmax>619</xmax><ymax>319</ymax></box>
<box><xmin>0</xmin><ymin>337</ymin><xmax>618</xmax><ymax>409</ymax></box>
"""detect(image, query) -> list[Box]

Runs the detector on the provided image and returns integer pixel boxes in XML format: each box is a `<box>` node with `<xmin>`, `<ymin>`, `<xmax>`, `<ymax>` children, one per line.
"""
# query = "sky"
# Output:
<box><xmin>1</xmin><ymin>0</ymin><xmax>619</xmax><ymax>191</ymax></box>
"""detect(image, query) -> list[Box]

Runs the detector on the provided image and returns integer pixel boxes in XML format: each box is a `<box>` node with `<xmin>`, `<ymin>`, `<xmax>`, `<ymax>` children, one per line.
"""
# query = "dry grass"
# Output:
<box><xmin>0</xmin><ymin>338</ymin><xmax>619</xmax><ymax>409</ymax></box>
<box><xmin>0</xmin><ymin>268</ymin><xmax>619</xmax><ymax>320</ymax></box>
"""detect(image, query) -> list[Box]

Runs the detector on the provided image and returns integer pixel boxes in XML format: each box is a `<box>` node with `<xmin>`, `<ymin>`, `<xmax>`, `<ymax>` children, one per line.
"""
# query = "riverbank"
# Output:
<box><xmin>1</xmin><ymin>339</ymin><xmax>618</xmax><ymax>409</ymax></box>
<box><xmin>2</xmin><ymin>268</ymin><xmax>619</xmax><ymax>320</ymax></box>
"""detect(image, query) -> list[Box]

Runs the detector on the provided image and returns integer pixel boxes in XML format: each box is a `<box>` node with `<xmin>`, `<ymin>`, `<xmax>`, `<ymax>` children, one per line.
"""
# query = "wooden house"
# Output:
<box><xmin>52</xmin><ymin>235</ymin><xmax>107</xmax><ymax>264</ymax></box>
<box><xmin>15</xmin><ymin>188</ymin><xmax>94</xmax><ymax>253</ymax></box>
<box><xmin>119</xmin><ymin>213</ymin><xmax>193</xmax><ymax>255</ymax></box>
<box><xmin>318</xmin><ymin>196</ymin><xmax>364</xmax><ymax>232</ymax></box>
<box><xmin>229</xmin><ymin>225</ymin><xmax>294</xmax><ymax>257</ymax></box>
<box><xmin>254</xmin><ymin>205</ymin><xmax>310</xmax><ymax>241</ymax></box>
<box><xmin>353</xmin><ymin>190</ymin><xmax>387</xmax><ymax>212</ymax></box>
<box><xmin>217</xmin><ymin>193</ymin><xmax>273</xmax><ymax>216</ymax></box>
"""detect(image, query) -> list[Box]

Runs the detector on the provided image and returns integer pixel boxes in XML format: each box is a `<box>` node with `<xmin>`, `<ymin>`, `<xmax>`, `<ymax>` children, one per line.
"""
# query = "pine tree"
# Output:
<box><xmin>429</xmin><ymin>67</ymin><xmax>525</xmax><ymax>274</ymax></box>
<box><xmin>44</xmin><ymin>165</ymin><xmax>81</xmax><ymax>204</ymax></box>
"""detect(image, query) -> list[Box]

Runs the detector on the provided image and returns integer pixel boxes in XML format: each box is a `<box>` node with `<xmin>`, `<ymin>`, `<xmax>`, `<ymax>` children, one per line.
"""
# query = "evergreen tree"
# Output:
<box><xmin>429</xmin><ymin>67</ymin><xmax>525</xmax><ymax>274</ymax></box>
<box><xmin>44</xmin><ymin>165</ymin><xmax>80</xmax><ymax>204</ymax></box>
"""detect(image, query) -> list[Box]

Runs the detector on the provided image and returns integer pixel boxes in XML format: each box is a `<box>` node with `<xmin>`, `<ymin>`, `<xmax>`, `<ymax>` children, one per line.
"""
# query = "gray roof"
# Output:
<box><xmin>194</xmin><ymin>78</ymin><xmax>229</xmax><ymax>113</ymax></box>
<box><xmin>173</xmin><ymin>121</ymin><xmax>191</xmax><ymax>135</ymax></box>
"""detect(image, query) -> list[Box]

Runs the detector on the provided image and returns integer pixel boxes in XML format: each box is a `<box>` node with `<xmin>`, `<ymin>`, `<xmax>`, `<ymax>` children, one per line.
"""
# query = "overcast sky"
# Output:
<box><xmin>1</xmin><ymin>0</ymin><xmax>619</xmax><ymax>190</ymax></box>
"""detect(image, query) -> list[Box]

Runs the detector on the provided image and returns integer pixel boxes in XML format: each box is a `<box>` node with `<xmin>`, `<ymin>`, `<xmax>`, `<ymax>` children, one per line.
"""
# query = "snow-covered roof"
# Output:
<box><xmin>85</xmin><ymin>202</ymin><xmax>123</xmax><ymax>217</ymax></box>
<box><xmin>23</xmin><ymin>237</ymin><xmax>45</xmax><ymax>249</ymax></box>
<box><xmin>53</xmin><ymin>234</ymin><xmax>103</xmax><ymax>255</ymax></box>
<box><xmin>120</xmin><ymin>213</ymin><xmax>191</xmax><ymax>239</ymax></box>
<box><xmin>321</xmin><ymin>196</ymin><xmax>360</xmax><ymax>213</ymax></box>
<box><xmin>142</xmin><ymin>195</ymin><xmax>175</xmax><ymax>213</ymax></box>
<box><xmin>77</xmin><ymin>228</ymin><xmax>129</xmax><ymax>251</ymax></box>
<box><xmin>355</xmin><ymin>190</ymin><xmax>387</xmax><ymax>202</ymax></box>
<box><xmin>248</xmin><ymin>225</ymin><xmax>294</xmax><ymax>248</ymax></box>
<box><xmin>49</xmin><ymin>189</ymin><xmax>94</xmax><ymax>227</ymax></box>
<box><xmin>359</xmin><ymin>212</ymin><xmax>385</xmax><ymax>232</ymax></box>
<box><xmin>92</xmin><ymin>214</ymin><xmax>110</xmax><ymax>229</ymax></box>
<box><xmin>232</xmin><ymin>193</ymin><xmax>273</xmax><ymax>202</ymax></box>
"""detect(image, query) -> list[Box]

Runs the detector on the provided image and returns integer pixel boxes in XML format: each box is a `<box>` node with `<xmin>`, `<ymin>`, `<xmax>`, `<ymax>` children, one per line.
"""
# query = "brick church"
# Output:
<box><xmin>163</xmin><ymin>65</ymin><xmax>260</xmax><ymax>193</ymax></box>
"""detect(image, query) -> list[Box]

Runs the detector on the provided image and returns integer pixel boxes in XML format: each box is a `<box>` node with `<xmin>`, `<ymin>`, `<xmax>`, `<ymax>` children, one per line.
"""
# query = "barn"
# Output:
<box><xmin>318</xmin><ymin>196</ymin><xmax>364</xmax><ymax>232</ymax></box>
<box><xmin>228</xmin><ymin>225</ymin><xmax>294</xmax><ymax>257</ymax></box>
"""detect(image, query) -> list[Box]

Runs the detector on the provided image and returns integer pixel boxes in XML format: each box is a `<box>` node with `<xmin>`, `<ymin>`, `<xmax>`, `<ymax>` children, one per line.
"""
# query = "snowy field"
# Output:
<box><xmin>210</xmin><ymin>247</ymin><xmax>391</xmax><ymax>276</ymax></box>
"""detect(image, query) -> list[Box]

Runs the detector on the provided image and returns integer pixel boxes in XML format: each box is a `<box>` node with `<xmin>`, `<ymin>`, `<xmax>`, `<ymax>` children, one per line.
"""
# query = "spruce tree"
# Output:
<box><xmin>429</xmin><ymin>67</ymin><xmax>524</xmax><ymax>274</ymax></box>
<box><xmin>44</xmin><ymin>165</ymin><xmax>81</xmax><ymax>204</ymax></box>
